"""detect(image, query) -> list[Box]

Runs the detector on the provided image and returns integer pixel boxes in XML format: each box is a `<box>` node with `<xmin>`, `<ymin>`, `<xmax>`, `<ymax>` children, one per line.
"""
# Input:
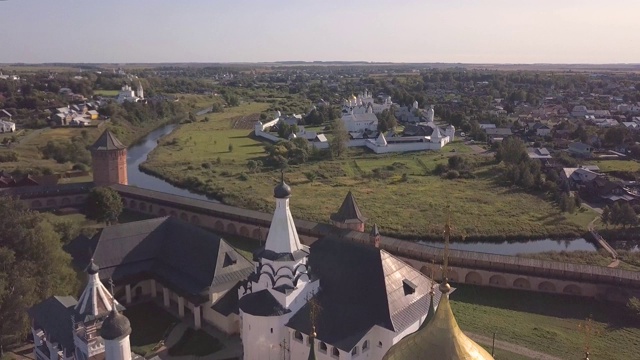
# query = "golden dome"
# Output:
<box><xmin>382</xmin><ymin>282</ymin><xmax>494</xmax><ymax>360</ymax></box>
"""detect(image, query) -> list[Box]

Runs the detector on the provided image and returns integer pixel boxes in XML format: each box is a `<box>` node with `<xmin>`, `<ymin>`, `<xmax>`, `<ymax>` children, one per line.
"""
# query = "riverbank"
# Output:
<box><xmin>138</xmin><ymin>103</ymin><xmax>598</xmax><ymax>241</ymax></box>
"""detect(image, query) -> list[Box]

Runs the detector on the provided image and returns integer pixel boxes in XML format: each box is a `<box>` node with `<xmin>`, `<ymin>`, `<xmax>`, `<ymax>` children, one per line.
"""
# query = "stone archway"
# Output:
<box><xmin>464</xmin><ymin>271</ymin><xmax>482</xmax><ymax>285</ymax></box>
<box><xmin>190</xmin><ymin>215</ymin><xmax>200</xmax><ymax>225</ymax></box>
<box><xmin>75</xmin><ymin>196</ymin><xmax>84</xmax><ymax>203</ymax></box>
<box><xmin>513</xmin><ymin>278</ymin><xmax>531</xmax><ymax>289</ymax></box>
<box><xmin>32</xmin><ymin>200</ymin><xmax>42</xmax><ymax>208</ymax></box>
<box><xmin>563</xmin><ymin>284</ymin><xmax>582</xmax><ymax>295</ymax></box>
<box><xmin>252</xmin><ymin>228</ymin><xmax>262</xmax><ymax>240</ymax></box>
<box><xmin>139</xmin><ymin>202</ymin><xmax>147</xmax><ymax>212</ymax></box>
<box><xmin>158</xmin><ymin>208</ymin><xmax>167</xmax><ymax>217</ymax></box>
<box><xmin>61</xmin><ymin>197</ymin><xmax>70</xmax><ymax>206</ymax></box>
<box><xmin>448</xmin><ymin>270</ymin><xmax>459</xmax><ymax>283</ymax></box>
<box><xmin>46</xmin><ymin>199</ymin><xmax>57</xmax><ymax>208</ymax></box>
<box><xmin>169</xmin><ymin>210</ymin><xmax>178</xmax><ymax>218</ymax></box>
<box><xmin>180</xmin><ymin>213</ymin><xmax>188</xmax><ymax>222</ymax></box>
<box><xmin>240</xmin><ymin>226</ymin><xmax>249</xmax><ymax>237</ymax></box>
<box><xmin>227</xmin><ymin>223</ymin><xmax>237</xmax><ymax>235</ymax></box>
<box><xmin>538</xmin><ymin>281</ymin><xmax>556</xmax><ymax>292</ymax></box>
<box><xmin>489</xmin><ymin>275</ymin><xmax>507</xmax><ymax>287</ymax></box>
<box><xmin>214</xmin><ymin>220</ymin><xmax>224</xmax><ymax>232</ymax></box>
<box><xmin>130</xmin><ymin>200</ymin><xmax>137</xmax><ymax>209</ymax></box>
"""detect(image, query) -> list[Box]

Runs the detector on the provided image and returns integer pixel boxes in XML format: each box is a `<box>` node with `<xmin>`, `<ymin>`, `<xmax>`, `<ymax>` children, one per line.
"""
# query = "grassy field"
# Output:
<box><xmin>125</xmin><ymin>303</ymin><xmax>178</xmax><ymax>356</ymax></box>
<box><xmin>450</xmin><ymin>284</ymin><xmax>640</xmax><ymax>360</ymax></box>
<box><xmin>93</xmin><ymin>89</ymin><xmax>120</xmax><ymax>97</ymax></box>
<box><xmin>0</xmin><ymin>126</ymin><xmax>103</xmax><ymax>173</ymax></box>
<box><xmin>142</xmin><ymin>103</ymin><xmax>596</xmax><ymax>239</ymax></box>
<box><xmin>587</xmin><ymin>159</ymin><xmax>640</xmax><ymax>173</ymax></box>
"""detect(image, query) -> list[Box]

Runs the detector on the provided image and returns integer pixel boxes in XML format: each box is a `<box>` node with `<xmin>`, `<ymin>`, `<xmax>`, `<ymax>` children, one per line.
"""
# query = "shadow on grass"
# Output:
<box><xmin>449</xmin><ymin>284</ymin><xmax>635</xmax><ymax>329</ymax></box>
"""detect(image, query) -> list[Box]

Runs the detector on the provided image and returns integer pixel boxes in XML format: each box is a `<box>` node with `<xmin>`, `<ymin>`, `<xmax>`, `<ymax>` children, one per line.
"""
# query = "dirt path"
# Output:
<box><xmin>468</xmin><ymin>333</ymin><xmax>563</xmax><ymax>360</ymax></box>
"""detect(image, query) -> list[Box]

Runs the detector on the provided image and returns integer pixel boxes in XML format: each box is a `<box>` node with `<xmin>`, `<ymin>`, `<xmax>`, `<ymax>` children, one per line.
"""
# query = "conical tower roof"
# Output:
<box><xmin>91</xmin><ymin>130</ymin><xmax>126</xmax><ymax>151</ymax></box>
<box><xmin>370</xmin><ymin>223</ymin><xmax>380</xmax><ymax>237</ymax></box>
<box><xmin>382</xmin><ymin>282</ymin><xmax>494</xmax><ymax>360</ymax></box>
<box><xmin>74</xmin><ymin>259</ymin><xmax>123</xmax><ymax>322</ymax></box>
<box><xmin>330</xmin><ymin>191</ymin><xmax>367</xmax><ymax>224</ymax></box>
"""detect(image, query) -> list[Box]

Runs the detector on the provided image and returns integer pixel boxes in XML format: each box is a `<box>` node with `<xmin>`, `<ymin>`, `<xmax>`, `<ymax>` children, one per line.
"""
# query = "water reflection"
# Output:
<box><xmin>418</xmin><ymin>238</ymin><xmax>597</xmax><ymax>255</ymax></box>
<box><xmin>126</xmin><ymin>124</ymin><xmax>218</xmax><ymax>202</ymax></box>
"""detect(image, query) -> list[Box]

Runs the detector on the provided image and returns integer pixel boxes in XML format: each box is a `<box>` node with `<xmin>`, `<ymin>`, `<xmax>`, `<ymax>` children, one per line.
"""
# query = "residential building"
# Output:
<box><xmin>568</xmin><ymin>142</ymin><xmax>594</xmax><ymax>158</ymax></box>
<box><xmin>527</xmin><ymin>147</ymin><xmax>553</xmax><ymax>160</ymax></box>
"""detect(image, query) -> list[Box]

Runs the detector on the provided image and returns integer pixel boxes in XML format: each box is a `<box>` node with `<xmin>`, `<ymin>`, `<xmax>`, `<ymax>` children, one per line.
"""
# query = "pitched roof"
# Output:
<box><xmin>28</xmin><ymin>296</ymin><xmax>78</xmax><ymax>352</ymax></box>
<box><xmin>239</xmin><ymin>289</ymin><xmax>291</xmax><ymax>316</ymax></box>
<box><xmin>74</xmin><ymin>217</ymin><xmax>253</xmax><ymax>304</ymax></box>
<box><xmin>91</xmin><ymin>130</ymin><xmax>126</xmax><ymax>151</ymax></box>
<box><xmin>286</xmin><ymin>237</ymin><xmax>438</xmax><ymax>352</ymax></box>
<box><xmin>330</xmin><ymin>191</ymin><xmax>366</xmax><ymax>224</ymax></box>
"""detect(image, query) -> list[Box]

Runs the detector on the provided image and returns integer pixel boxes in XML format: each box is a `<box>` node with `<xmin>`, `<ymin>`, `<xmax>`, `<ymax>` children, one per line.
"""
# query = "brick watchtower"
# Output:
<box><xmin>90</xmin><ymin>130</ymin><xmax>128</xmax><ymax>186</ymax></box>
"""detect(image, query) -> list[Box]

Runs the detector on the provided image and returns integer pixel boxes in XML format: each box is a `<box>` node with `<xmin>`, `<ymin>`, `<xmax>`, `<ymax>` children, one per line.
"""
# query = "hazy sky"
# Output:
<box><xmin>2</xmin><ymin>0</ymin><xmax>639</xmax><ymax>64</ymax></box>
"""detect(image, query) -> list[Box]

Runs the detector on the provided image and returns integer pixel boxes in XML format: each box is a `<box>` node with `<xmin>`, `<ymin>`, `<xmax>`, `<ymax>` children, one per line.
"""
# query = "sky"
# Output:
<box><xmin>1</xmin><ymin>0</ymin><xmax>639</xmax><ymax>64</ymax></box>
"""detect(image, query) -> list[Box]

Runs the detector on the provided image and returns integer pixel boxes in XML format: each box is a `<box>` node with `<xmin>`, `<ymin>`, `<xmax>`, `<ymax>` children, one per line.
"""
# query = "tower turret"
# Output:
<box><xmin>330</xmin><ymin>191</ymin><xmax>367</xmax><ymax>232</ymax></box>
<box><xmin>101</xmin><ymin>281</ymin><xmax>132</xmax><ymax>360</ymax></box>
<box><xmin>136</xmin><ymin>81</ymin><xmax>144</xmax><ymax>99</ymax></box>
<box><xmin>370</xmin><ymin>223</ymin><xmax>380</xmax><ymax>248</ymax></box>
<box><xmin>90</xmin><ymin>130</ymin><xmax>128</xmax><ymax>186</ymax></box>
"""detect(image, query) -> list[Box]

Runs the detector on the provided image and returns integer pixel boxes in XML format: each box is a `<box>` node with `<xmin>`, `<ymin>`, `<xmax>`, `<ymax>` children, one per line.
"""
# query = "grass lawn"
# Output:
<box><xmin>168</xmin><ymin>328</ymin><xmax>224</xmax><ymax>356</ymax></box>
<box><xmin>0</xmin><ymin>127</ymin><xmax>103</xmax><ymax>173</ymax></box>
<box><xmin>94</xmin><ymin>89</ymin><xmax>120</xmax><ymax>97</ymax></box>
<box><xmin>125</xmin><ymin>303</ymin><xmax>178</xmax><ymax>356</ymax></box>
<box><xmin>450</xmin><ymin>284</ymin><xmax>640</xmax><ymax>360</ymax></box>
<box><xmin>586</xmin><ymin>159</ymin><xmax>640</xmax><ymax>173</ymax></box>
<box><xmin>144</xmin><ymin>116</ymin><xmax>596</xmax><ymax>239</ymax></box>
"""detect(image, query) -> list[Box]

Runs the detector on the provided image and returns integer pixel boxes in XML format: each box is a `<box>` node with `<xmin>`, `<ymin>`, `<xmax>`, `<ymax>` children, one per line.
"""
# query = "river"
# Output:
<box><xmin>126</xmin><ymin>124</ymin><xmax>218</xmax><ymax>202</ymax></box>
<box><xmin>128</xmin><ymin>123</ymin><xmax>602</xmax><ymax>255</ymax></box>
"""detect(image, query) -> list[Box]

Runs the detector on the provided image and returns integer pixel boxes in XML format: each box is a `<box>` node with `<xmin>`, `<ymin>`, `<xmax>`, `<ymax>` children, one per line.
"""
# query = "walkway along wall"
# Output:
<box><xmin>110</xmin><ymin>184</ymin><xmax>640</xmax><ymax>302</ymax></box>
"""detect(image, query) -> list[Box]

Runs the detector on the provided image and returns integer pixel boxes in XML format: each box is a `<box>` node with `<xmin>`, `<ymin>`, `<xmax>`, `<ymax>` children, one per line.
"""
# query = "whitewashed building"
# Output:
<box><xmin>115</xmin><ymin>83</ymin><xmax>144</xmax><ymax>104</ymax></box>
<box><xmin>0</xmin><ymin>120</ymin><xmax>15</xmax><ymax>132</ymax></box>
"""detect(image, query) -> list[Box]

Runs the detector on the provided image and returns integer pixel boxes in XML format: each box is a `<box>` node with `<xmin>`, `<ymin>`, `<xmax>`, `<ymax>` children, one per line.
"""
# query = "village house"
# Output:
<box><xmin>568</xmin><ymin>142</ymin><xmax>594</xmax><ymax>158</ymax></box>
<box><xmin>485</xmin><ymin>128</ymin><xmax>513</xmax><ymax>142</ymax></box>
<box><xmin>527</xmin><ymin>147</ymin><xmax>553</xmax><ymax>161</ymax></box>
<box><xmin>561</xmin><ymin>167</ymin><xmax>602</xmax><ymax>190</ymax></box>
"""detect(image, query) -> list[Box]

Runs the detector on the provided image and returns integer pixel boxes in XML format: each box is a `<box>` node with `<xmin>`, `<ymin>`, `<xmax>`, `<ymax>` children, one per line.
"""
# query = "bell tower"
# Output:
<box><xmin>90</xmin><ymin>130</ymin><xmax>128</xmax><ymax>186</ymax></box>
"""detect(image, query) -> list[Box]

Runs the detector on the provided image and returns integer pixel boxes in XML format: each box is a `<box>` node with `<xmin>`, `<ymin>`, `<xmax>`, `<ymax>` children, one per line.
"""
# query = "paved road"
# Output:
<box><xmin>468</xmin><ymin>333</ymin><xmax>563</xmax><ymax>360</ymax></box>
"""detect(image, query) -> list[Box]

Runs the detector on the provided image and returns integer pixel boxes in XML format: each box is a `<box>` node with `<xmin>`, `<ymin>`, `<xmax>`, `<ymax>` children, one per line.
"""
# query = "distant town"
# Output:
<box><xmin>1</xmin><ymin>63</ymin><xmax>640</xmax><ymax>360</ymax></box>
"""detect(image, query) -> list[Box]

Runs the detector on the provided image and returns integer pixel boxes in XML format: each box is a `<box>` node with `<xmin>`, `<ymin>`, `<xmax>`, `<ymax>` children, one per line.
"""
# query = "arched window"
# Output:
<box><xmin>294</xmin><ymin>331</ymin><xmax>303</xmax><ymax>342</ymax></box>
<box><xmin>332</xmin><ymin>347</ymin><xmax>340</xmax><ymax>357</ymax></box>
<box><xmin>351</xmin><ymin>346</ymin><xmax>358</xmax><ymax>356</ymax></box>
<box><xmin>362</xmin><ymin>340</ymin><xmax>369</xmax><ymax>351</ymax></box>
<box><xmin>377</xmin><ymin>341</ymin><xmax>383</xmax><ymax>348</ymax></box>
<box><xmin>319</xmin><ymin>342</ymin><xmax>328</xmax><ymax>353</ymax></box>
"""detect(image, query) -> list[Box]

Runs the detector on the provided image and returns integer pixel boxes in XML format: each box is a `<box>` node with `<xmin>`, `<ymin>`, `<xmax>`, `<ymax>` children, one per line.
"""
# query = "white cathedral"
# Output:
<box><xmin>28</xmin><ymin>178</ymin><xmax>441</xmax><ymax>360</ymax></box>
<box><xmin>115</xmin><ymin>82</ymin><xmax>144</xmax><ymax>104</ymax></box>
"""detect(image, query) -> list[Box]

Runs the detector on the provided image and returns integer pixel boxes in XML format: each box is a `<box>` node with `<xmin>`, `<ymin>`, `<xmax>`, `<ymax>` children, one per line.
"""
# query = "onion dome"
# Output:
<box><xmin>382</xmin><ymin>280</ymin><xmax>494</xmax><ymax>360</ymax></box>
<box><xmin>274</xmin><ymin>172</ymin><xmax>291</xmax><ymax>199</ymax></box>
<box><xmin>100</xmin><ymin>309</ymin><xmax>132</xmax><ymax>340</ymax></box>
<box><xmin>86</xmin><ymin>258</ymin><xmax>99</xmax><ymax>275</ymax></box>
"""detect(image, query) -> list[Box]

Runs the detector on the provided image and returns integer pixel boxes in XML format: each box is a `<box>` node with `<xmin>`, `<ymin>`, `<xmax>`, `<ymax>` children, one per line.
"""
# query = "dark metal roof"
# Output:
<box><xmin>28</xmin><ymin>296</ymin><xmax>78</xmax><ymax>352</ymax></box>
<box><xmin>286</xmin><ymin>237</ymin><xmax>437</xmax><ymax>352</ymax></box>
<box><xmin>274</xmin><ymin>179</ymin><xmax>292</xmax><ymax>199</ymax></box>
<box><xmin>211</xmin><ymin>282</ymin><xmax>242</xmax><ymax>316</ymax></box>
<box><xmin>330</xmin><ymin>191</ymin><xmax>366</xmax><ymax>224</ymax></box>
<box><xmin>91</xmin><ymin>130</ymin><xmax>126</xmax><ymax>151</ymax></box>
<box><xmin>0</xmin><ymin>181</ymin><xmax>94</xmax><ymax>199</ymax></box>
<box><xmin>253</xmin><ymin>248</ymin><xmax>310</xmax><ymax>262</ymax></box>
<box><xmin>100</xmin><ymin>310</ymin><xmax>132</xmax><ymax>340</ymax></box>
<box><xmin>73</xmin><ymin>217</ymin><xmax>253</xmax><ymax>302</ymax></box>
<box><xmin>239</xmin><ymin>289</ymin><xmax>291</xmax><ymax>316</ymax></box>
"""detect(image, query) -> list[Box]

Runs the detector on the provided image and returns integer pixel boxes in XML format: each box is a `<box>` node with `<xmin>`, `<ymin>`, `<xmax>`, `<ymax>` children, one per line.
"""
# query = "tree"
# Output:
<box><xmin>377</xmin><ymin>109</ymin><xmax>398</xmax><ymax>133</ymax></box>
<box><xmin>329</xmin><ymin>118</ymin><xmax>348</xmax><ymax>159</ymax></box>
<box><xmin>85</xmin><ymin>187</ymin><xmax>123</xmax><ymax>225</ymax></box>
<box><xmin>620</xmin><ymin>203</ymin><xmax>638</xmax><ymax>228</ymax></box>
<box><xmin>601</xmin><ymin>206</ymin><xmax>611</xmax><ymax>226</ymax></box>
<box><xmin>0</xmin><ymin>196</ymin><xmax>78</xmax><ymax>346</ymax></box>
<box><xmin>604</xmin><ymin>127</ymin><xmax>628</xmax><ymax>146</ymax></box>
<box><xmin>495</xmin><ymin>137</ymin><xmax>527</xmax><ymax>164</ymax></box>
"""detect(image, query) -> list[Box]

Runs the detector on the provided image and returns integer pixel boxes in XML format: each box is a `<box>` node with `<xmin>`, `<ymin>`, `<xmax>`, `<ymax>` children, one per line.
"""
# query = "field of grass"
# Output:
<box><xmin>450</xmin><ymin>284</ymin><xmax>640</xmax><ymax>360</ymax></box>
<box><xmin>93</xmin><ymin>89</ymin><xmax>120</xmax><ymax>97</ymax></box>
<box><xmin>168</xmin><ymin>328</ymin><xmax>223</xmax><ymax>356</ymax></box>
<box><xmin>125</xmin><ymin>303</ymin><xmax>178</xmax><ymax>356</ymax></box>
<box><xmin>587</xmin><ymin>159</ymin><xmax>640</xmax><ymax>173</ymax></box>
<box><xmin>0</xmin><ymin>127</ymin><xmax>103</xmax><ymax>173</ymax></box>
<box><xmin>142</xmin><ymin>107</ymin><xmax>596</xmax><ymax>239</ymax></box>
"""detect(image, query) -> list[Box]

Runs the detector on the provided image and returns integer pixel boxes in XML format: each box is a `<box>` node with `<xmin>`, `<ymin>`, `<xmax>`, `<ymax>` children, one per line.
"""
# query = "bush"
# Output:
<box><xmin>238</xmin><ymin>173</ymin><xmax>249</xmax><ymax>181</ymax></box>
<box><xmin>201</xmin><ymin>162</ymin><xmax>211</xmax><ymax>169</ymax></box>
<box><xmin>72</xmin><ymin>163</ymin><xmax>89</xmax><ymax>171</ymax></box>
<box><xmin>627</xmin><ymin>297</ymin><xmax>640</xmax><ymax>320</ymax></box>
<box><xmin>433</xmin><ymin>163</ymin><xmax>448</xmax><ymax>175</ymax></box>
<box><xmin>444</xmin><ymin>170</ymin><xmax>460</xmax><ymax>179</ymax></box>
<box><xmin>0</xmin><ymin>151</ymin><xmax>18</xmax><ymax>163</ymax></box>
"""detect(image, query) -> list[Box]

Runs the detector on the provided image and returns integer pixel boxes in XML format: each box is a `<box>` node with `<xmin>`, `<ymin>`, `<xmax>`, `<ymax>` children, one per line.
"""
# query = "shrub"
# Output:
<box><xmin>72</xmin><ymin>163</ymin><xmax>89</xmax><ymax>172</ymax></box>
<box><xmin>228</xmin><ymin>144</ymin><xmax>234</xmax><ymax>152</ymax></box>
<box><xmin>627</xmin><ymin>297</ymin><xmax>640</xmax><ymax>320</ymax></box>
<box><xmin>0</xmin><ymin>151</ymin><xmax>18</xmax><ymax>163</ymax></box>
<box><xmin>238</xmin><ymin>173</ymin><xmax>249</xmax><ymax>181</ymax></box>
<box><xmin>444</xmin><ymin>170</ymin><xmax>460</xmax><ymax>179</ymax></box>
<box><xmin>201</xmin><ymin>162</ymin><xmax>211</xmax><ymax>169</ymax></box>
<box><xmin>433</xmin><ymin>163</ymin><xmax>448</xmax><ymax>175</ymax></box>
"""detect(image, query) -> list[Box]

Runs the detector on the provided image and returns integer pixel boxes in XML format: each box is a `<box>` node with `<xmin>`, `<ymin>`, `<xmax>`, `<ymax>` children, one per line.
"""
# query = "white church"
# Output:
<box><xmin>115</xmin><ymin>82</ymin><xmax>144</xmax><ymax>104</ymax></box>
